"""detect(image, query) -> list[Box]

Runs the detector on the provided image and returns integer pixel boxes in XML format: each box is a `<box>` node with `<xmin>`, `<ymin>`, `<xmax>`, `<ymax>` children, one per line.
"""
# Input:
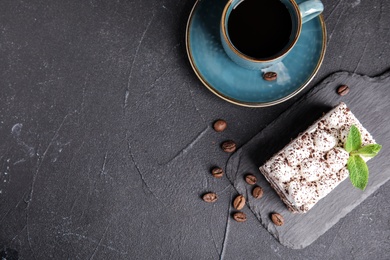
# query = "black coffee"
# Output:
<box><xmin>227</xmin><ymin>0</ymin><xmax>293</xmax><ymax>59</ymax></box>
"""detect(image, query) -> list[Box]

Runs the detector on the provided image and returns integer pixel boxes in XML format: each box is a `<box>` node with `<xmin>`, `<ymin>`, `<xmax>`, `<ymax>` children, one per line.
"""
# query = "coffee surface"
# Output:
<box><xmin>227</xmin><ymin>0</ymin><xmax>293</xmax><ymax>59</ymax></box>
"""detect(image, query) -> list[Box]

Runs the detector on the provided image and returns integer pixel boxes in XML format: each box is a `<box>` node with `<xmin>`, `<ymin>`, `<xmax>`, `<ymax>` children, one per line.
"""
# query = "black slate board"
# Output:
<box><xmin>226</xmin><ymin>71</ymin><xmax>390</xmax><ymax>249</ymax></box>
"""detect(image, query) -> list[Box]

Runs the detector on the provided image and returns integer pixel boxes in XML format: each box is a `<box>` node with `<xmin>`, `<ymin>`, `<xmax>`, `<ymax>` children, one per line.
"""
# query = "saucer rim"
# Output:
<box><xmin>185</xmin><ymin>0</ymin><xmax>327</xmax><ymax>108</ymax></box>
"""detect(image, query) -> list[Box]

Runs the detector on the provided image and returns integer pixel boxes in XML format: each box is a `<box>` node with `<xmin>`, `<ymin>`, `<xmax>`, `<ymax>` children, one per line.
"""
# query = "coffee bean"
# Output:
<box><xmin>263</xmin><ymin>72</ymin><xmax>277</xmax><ymax>81</ymax></box>
<box><xmin>245</xmin><ymin>174</ymin><xmax>257</xmax><ymax>185</ymax></box>
<box><xmin>233</xmin><ymin>212</ymin><xmax>247</xmax><ymax>222</ymax></box>
<box><xmin>213</xmin><ymin>119</ymin><xmax>227</xmax><ymax>132</ymax></box>
<box><xmin>271</xmin><ymin>213</ymin><xmax>284</xmax><ymax>226</ymax></box>
<box><xmin>252</xmin><ymin>186</ymin><xmax>263</xmax><ymax>199</ymax></box>
<box><xmin>337</xmin><ymin>85</ymin><xmax>349</xmax><ymax>96</ymax></box>
<box><xmin>202</xmin><ymin>192</ymin><xmax>217</xmax><ymax>203</ymax></box>
<box><xmin>211</xmin><ymin>167</ymin><xmax>224</xmax><ymax>178</ymax></box>
<box><xmin>233</xmin><ymin>195</ymin><xmax>246</xmax><ymax>210</ymax></box>
<box><xmin>221</xmin><ymin>140</ymin><xmax>236</xmax><ymax>153</ymax></box>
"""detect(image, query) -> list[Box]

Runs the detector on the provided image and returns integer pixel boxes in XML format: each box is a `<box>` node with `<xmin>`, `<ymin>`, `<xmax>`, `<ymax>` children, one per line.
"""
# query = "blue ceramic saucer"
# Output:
<box><xmin>186</xmin><ymin>0</ymin><xmax>327</xmax><ymax>107</ymax></box>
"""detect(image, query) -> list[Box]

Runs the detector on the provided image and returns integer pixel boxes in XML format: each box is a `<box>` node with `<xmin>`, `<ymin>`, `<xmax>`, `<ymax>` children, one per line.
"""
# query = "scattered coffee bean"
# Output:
<box><xmin>202</xmin><ymin>192</ymin><xmax>218</xmax><ymax>203</ymax></box>
<box><xmin>337</xmin><ymin>85</ymin><xmax>349</xmax><ymax>96</ymax></box>
<box><xmin>233</xmin><ymin>195</ymin><xmax>246</xmax><ymax>210</ymax></box>
<box><xmin>221</xmin><ymin>140</ymin><xmax>236</xmax><ymax>153</ymax></box>
<box><xmin>213</xmin><ymin>119</ymin><xmax>227</xmax><ymax>132</ymax></box>
<box><xmin>252</xmin><ymin>186</ymin><xmax>264</xmax><ymax>199</ymax></box>
<box><xmin>233</xmin><ymin>212</ymin><xmax>247</xmax><ymax>222</ymax></box>
<box><xmin>211</xmin><ymin>167</ymin><xmax>224</xmax><ymax>178</ymax></box>
<box><xmin>271</xmin><ymin>213</ymin><xmax>284</xmax><ymax>226</ymax></box>
<box><xmin>263</xmin><ymin>71</ymin><xmax>277</xmax><ymax>81</ymax></box>
<box><xmin>245</xmin><ymin>174</ymin><xmax>257</xmax><ymax>185</ymax></box>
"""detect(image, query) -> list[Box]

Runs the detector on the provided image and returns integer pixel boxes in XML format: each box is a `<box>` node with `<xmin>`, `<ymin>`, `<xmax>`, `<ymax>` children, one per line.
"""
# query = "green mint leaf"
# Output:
<box><xmin>351</xmin><ymin>144</ymin><xmax>382</xmax><ymax>158</ymax></box>
<box><xmin>344</xmin><ymin>125</ymin><xmax>362</xmax><ymax>153</ymax></box>
<box><xmin>348</xmin><ymin>155</ymin><xmax>369</xmax><ymax>190</ymax></box>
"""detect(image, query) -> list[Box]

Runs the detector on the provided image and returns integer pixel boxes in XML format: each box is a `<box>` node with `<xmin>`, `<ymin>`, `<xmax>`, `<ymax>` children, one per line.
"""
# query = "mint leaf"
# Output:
<box><xmin>351</xmin><ymin>144</ymin><xmax>382</xmax><ymax>158</ymax></box>
<box><xmin>348</xmin><ymin>155</ymin><xmax>369</xmax><ymax>190</ymax></box>
<box><xmin>344</xmin><ymin>125</ymin><xmax>362</xmax><ymax>153</ymax></box>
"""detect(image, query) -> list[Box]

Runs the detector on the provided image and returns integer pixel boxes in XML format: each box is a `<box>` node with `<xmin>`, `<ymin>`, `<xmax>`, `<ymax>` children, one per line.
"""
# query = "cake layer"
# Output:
<box><xmin>259</xmin><ymin>103</ymin><xmax>376</xmax><ymax>213</ymax></box>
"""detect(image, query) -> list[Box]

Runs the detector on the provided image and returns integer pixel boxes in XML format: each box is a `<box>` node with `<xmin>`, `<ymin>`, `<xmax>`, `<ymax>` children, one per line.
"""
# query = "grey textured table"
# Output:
<box><xmin>0</xmin><ymin>0</ymin><xmax>389</xmax><ymax>259</ymax></box>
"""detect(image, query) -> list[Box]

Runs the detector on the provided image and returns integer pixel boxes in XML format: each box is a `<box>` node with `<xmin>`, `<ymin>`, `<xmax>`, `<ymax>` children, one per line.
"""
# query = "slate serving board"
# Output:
<box><xmin>225</xmin><ymin>70</ymin><xmax>390</xmax><ymax>249</ymax></box>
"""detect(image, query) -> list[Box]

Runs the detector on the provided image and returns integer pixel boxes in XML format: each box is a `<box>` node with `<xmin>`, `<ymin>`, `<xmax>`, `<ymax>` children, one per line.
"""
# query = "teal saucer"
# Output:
<box><xmin>186</xmin><ymin>0</ymin><xmax>327</xmax><ymax>107</ymax></box>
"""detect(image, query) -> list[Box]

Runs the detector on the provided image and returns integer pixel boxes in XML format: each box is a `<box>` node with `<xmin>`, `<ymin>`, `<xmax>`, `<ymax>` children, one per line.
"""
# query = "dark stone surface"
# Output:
<box><xmin>226</xmin><ymin>70</ymin><xmax>390</xmax><ymax>249</ymax></box>
<box><xmin>0</xmin><ymin>0</ymin><xmax>389</xmax><ymax>259</ymax></box>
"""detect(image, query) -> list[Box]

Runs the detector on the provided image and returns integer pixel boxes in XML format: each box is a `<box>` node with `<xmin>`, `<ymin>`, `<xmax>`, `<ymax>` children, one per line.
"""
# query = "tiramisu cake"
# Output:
<box><xmin>259</xmin><ymin>103</ymin><xmax>376</xmax><ymax>213</ymax></box>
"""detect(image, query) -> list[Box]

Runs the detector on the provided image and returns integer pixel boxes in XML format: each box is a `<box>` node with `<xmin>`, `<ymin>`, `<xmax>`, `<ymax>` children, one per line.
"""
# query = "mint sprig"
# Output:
<box><xmin>345</xmin><ymin>125</ymin><xmax>382</xmax><ymax>190</ymax></box>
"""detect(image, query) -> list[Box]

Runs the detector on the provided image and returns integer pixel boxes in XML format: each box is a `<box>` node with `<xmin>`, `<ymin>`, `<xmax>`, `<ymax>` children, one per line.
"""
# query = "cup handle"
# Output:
<box><xmin>298</xmin><ymin>0</ymin><xmax>324</xmax><ymax>24</ymax></box>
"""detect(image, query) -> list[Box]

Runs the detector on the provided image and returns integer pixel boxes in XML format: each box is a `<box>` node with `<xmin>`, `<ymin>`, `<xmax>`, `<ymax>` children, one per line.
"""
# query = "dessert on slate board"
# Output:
<box><xmin>259</xmin><ymin>103</ymin><xmax>381</xmax><ymax>213</ymax></box>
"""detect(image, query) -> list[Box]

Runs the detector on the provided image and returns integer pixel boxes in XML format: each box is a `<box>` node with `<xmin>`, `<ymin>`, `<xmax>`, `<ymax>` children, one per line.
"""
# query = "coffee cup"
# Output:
<box><xmin>220</xmin><ymin>0</ymin><xmax>324</xmax><ymax>70</ymax></box>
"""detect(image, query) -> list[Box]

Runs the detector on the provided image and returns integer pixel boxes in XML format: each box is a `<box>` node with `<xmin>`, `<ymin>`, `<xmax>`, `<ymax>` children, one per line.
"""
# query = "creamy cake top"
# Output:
<box><xmin>260</xmin><ymin>103</ymin><xmax>376</xmax><ymax>212</ymax></box>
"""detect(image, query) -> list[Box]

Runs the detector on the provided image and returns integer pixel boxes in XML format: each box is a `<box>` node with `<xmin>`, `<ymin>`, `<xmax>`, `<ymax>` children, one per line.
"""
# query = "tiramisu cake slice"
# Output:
<box><xmin>259</xmin><ymin>103</ymin><xmax>376</xmax><ymax>213</ymax></box>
